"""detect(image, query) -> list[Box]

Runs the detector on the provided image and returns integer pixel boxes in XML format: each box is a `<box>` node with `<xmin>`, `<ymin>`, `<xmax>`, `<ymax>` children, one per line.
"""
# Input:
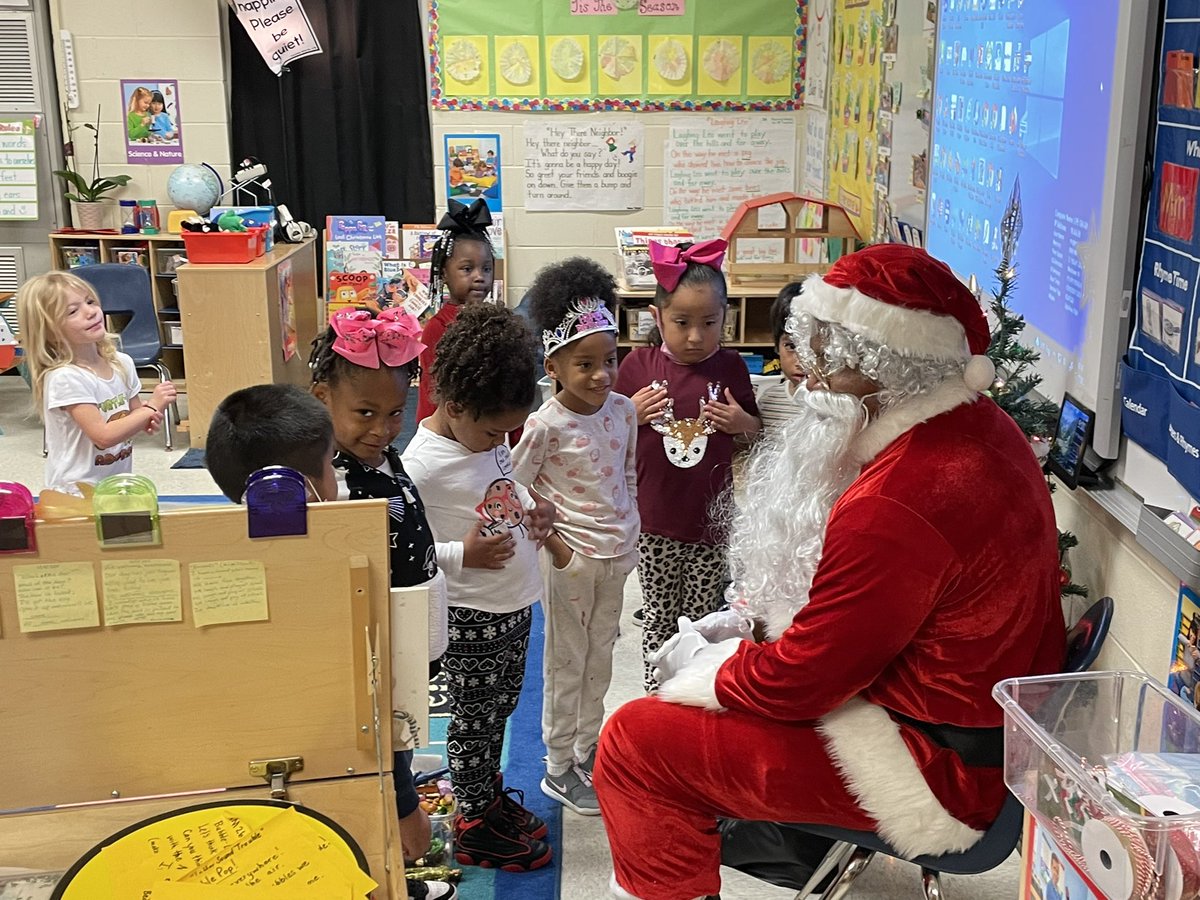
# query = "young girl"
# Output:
<box><xmin>16</xmin><ymin>272</ymin><xmax>175</xmax><ymax>496</ymax></box>
<box><xmin>755</xmin><ymin>282</ymin><xmax>807</xmax><ymax>434</ymax></box>
<box><xmin>126</xmin><ymin>86</ymin><xmax>152</xmax><ymax>142</ymax></box>
<box><xmin>149</xmin><ymin>91</ymin><xmax>175</xmax><ymax>141</ymax></box>
<box><xmin>510</xmin><ymin>258</ymin><xmax>639</xmax><ymax>818</ymax></box>
<box><xmin>308</xmin><ymin>306</ymin><xmax>457</xmax><ymax>900</ymax></box>
<box><xmin>614</xmin><ymin>239</ymin><xmax>761</xmax><ymax>691</ymax></box>
<box><xmin>401</xmin><ymin>304</ymin><xmax>553</xmax><ymax>872</ymax></box>
<box><xmin>415</xmin><ymin>198</ymin><xmax>495</xmax><ymax>423</ymax></box>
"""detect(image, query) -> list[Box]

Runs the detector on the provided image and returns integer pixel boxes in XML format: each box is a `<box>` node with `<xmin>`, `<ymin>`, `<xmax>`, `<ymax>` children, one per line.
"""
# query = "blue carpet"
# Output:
<box><xmin>426</xmin><ymin>602</ymin><xmax>561</xmax><ymax>900</ymax></box>
<box><xmin>171</xmin><ymin>386</ymin><xmax>420</xmax><ymax>471</ymax></box>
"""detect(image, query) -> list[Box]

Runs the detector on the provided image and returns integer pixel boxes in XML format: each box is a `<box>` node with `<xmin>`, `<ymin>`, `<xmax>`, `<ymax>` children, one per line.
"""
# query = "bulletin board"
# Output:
<box><xmin>1125</xmin><ymin>0</ymin><xmax>1200</xmax><ymax>500</ymax></box>
<box><xmin>428</xmin><ymin>0</ymin><xmax>808</xmax><ymax>112</ymax></box>
<box><xmin>826</xmin><ymin>0</ymin><xmax>886</xmax><ymax>240</ymax></box>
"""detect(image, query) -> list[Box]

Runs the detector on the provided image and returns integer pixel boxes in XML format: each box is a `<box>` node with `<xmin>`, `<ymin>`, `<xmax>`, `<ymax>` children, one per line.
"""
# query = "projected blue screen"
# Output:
<box><xmin>927</xmin><ymin>0</ymin><xmax>1118</xmax><ymax>359</ymax></box>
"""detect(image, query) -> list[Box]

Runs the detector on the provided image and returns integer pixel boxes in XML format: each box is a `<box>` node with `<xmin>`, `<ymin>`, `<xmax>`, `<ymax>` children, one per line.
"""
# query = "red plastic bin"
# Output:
<box><xmin>181</xmin><ymin>230</ymin><xmax>258</xmax><ymax>264</ymax></box>
<box><xmin>249</xmin><ymin>225</ymin><xmax>267</xmax><ymax>257</ymax></box>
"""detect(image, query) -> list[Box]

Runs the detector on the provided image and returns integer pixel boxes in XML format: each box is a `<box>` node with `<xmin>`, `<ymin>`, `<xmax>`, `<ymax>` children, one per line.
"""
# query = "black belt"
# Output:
<box><xmin>889</xmin><ymin>710</ymin><xmax>1005</xmax><ymax>769</ymax></box>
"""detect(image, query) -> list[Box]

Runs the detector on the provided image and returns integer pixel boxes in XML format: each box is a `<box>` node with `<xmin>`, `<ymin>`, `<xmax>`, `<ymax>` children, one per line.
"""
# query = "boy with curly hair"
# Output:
<box><xmin>511</xmin><ymin>258</ymin><xmax>639</xmax><ymax>817</ymax></box>
<box><xmin>401</xmin><ymin>304</ymin><xmax>553</xmax><ymax>872</ymax></box>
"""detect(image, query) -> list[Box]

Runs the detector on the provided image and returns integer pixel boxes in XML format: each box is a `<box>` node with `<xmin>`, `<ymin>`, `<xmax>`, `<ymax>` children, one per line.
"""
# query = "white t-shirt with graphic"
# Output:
<box><xmin>43</xmin><ymin>353</ymin><xmax>140</xmax><ymax>495</ymax></box>
<box><xmin>401</xmin><ymin>423</ymin><xmax>541</xmax><ymax>614</ymax></box>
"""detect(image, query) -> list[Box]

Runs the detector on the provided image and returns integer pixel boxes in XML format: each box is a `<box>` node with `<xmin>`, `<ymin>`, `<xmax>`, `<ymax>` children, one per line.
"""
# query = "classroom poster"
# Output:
<box><xmin>1019</xmin><ymin>815</ymin><xmax>1106</xmax><ymax>900</ymax></box>
<box><xmin>1125</xmin><ymin>1</ymin><xmax>1200</xmax><ymax>498</ymax></box>
<box><xmin>121</xmin><ymin>79</ymin><xmax>183</xmax><ymax>165</ymax></box>
<box><xmin>229</xmin><ymin>0</ymin><xmax>322</xmax><ymax>75</ymax></box>
<box><xmin>428</xmin><ymin>0</ymin><xmax>807</xmax><ymax>112</ymax></box>
<box><xmin>805</xmin><ymin>0</ymin><xmax>831</xmax><ymax>108</ymax></box>
<box><xmin>444</xmin><ymin>133</ymin><xmax>503</xmax><ymax>213</ymax></box>
<box><xmin>523</xmin><ymin>121</ymin><xmax>644</xmax><ymax>211</ymax></box>
<box><xmin>278</xmin><ymin>258</ymin><xmax>297</xmax><ymax>362</ymax></box>
<box><xmin>0</xmin><ymin>119</ymin><xmax>37</xmax><ymax>220</ymax></box>
<box><xmin>1167</xmin><ymin>584</ymin><xmax>1200</xmax><ymax>708</ymax></box>
<box><xmin>827</xmin><ymin>0</ymin><xmax>885</xmax><ymax>239</ymax></box>
<box><xmin>663</xmin><ymin>115</ymin><xmax>795</xmax><ymax>240</ymax></box>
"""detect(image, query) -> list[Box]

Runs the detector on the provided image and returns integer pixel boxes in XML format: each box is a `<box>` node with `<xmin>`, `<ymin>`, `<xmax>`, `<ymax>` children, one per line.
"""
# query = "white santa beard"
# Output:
<box><xmin>725</xmin><ymin>389</ymin><xmax>867</xmax><ymax>640</ymax></box>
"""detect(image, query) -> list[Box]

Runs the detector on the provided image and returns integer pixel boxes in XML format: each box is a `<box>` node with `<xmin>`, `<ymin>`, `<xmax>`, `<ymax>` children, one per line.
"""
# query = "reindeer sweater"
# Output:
<box><xmin>615</xmin><ymin>347</ymin><xmax>758</xmax><ymax>545</ymax></box>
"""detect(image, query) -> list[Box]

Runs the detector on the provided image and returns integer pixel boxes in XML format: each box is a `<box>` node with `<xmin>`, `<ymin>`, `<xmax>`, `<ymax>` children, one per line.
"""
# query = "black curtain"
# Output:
<box><xmin>228</xmin><ymin>2</ymin><xmax>434</xmax><ymax>228</ymax></box>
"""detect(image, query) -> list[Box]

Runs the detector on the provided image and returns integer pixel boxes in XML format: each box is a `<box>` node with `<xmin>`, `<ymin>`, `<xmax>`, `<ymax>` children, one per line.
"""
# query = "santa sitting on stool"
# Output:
<box><xmin>594</xmin><ymin>243</ymin><xmax>1066</xmax><ymax>900</ymax></box>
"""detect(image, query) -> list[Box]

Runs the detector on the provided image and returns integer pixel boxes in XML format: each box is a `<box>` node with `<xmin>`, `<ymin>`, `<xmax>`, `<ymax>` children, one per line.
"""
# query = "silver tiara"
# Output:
<box><xmin>542</xmin><ymin>297</ymin><xmax>618</xmax><ymax>356</ymax></box>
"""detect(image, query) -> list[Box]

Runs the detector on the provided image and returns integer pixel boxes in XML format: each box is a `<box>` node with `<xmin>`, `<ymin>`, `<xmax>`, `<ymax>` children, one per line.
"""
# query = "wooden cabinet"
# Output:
<box><xmin>48</xmin><ymin>232</ymin><xmax>188</xmax><ymax>386</ymax></box>
<box><xmin>176</xmin><ymin>238</ymin><xmax>320</xmax><ymax>449</ymax></box>
<box><xmin>616</xmin><ymin>284</ymin><xmax>784</xmax><ymax>367</ymax></box>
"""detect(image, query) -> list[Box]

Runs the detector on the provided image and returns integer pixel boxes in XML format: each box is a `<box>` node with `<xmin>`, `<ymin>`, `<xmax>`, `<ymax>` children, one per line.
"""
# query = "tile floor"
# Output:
<box><xmin>0</xmin><ymin>375</ymin><xmax>1023</xmax><ymax>899</ymax></box>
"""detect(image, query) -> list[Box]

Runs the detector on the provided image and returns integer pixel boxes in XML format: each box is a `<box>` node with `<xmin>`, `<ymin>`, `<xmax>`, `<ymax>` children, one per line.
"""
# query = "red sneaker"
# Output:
<box><xmin>453</xmin><ymin>795</ymin><xmax>553</xmax><ymax>872</ymax></box>
<box><xmin>493</xmin><ymin>773</ymin><xmax>548</xmax><ymax>839</ymax></box>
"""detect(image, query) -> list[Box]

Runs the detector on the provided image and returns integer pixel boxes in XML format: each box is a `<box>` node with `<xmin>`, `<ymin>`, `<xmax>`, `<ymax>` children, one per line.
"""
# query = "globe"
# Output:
<box><xmin>166</xmin><ymin>164</ymin><xmax>221</xmax><ymax>217</ymax></box>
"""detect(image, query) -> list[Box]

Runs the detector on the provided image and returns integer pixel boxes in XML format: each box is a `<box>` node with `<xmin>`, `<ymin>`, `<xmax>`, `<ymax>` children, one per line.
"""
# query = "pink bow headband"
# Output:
<box><xmin>649</xmin><ymin>239</ymin><xmax>728</xmax><ymax>293</ymax></box>
<box><xmin>330</xmin><ymin>308</ymin><xmax>425</xmax><ymax>369</ymax></box>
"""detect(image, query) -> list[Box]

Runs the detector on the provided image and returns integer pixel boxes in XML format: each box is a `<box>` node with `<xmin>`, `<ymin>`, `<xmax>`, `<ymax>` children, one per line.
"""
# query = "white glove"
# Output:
<box><xmin>649</xmin><ymin>617</ymin><xmax>709</xmax><ymax>684</ymax></box>
<box><xmin>689</xmin><ymin>608</ymin><xmax>754</xmax><ymax>642</ymax></box>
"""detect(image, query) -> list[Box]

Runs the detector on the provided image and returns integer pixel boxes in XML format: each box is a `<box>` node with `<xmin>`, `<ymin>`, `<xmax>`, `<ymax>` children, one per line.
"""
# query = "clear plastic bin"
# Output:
<box><xmin>993</xmin><ymin>671</ymin><xmax>1200</xmax><ymax>899</ymax></box>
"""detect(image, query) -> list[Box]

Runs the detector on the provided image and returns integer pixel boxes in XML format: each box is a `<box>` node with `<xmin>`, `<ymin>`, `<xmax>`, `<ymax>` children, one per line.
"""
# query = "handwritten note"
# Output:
<box><xmin>664</xmin><ymin>115</ymin><xmax>796</xmax><ymax>240</ymax></box>
<box><xmin>101</xmin><ymin>559</ymin><xmax>182</xmax><ymax>626</ymax></box>
<box><xmin>639</xmin><ymin>0</ymin><xmax>685</xmax><ymax>13</ymax></box>
<box><xmin>571</xmin><ymin>0</ymin><xmax>616</xmax><ymax>13</ymax></box>
<box><xmin>145</xmin><ymin>882</ymin><xmax>350</xmax><ymax>898</ymax></box>
<box><xmin>523</xmin><ymin>121</ymin><xmax>644</xmax><ymax>211</ymax></box>
<box><xmin>188</xmin><ymin>560</ymin><xmax>268</xmax><ymax>627</ymax></box>
<box><xmin>179</xmin><ymin>807</ymin><xmax>376</xmax><ymax>894</ymax></box>
<box><xmin>99</xmin><ymin>812</ymin><xmax>258</xmax><ymax>889</ymax></box>
<box><xmin>13</xmin><ymin>562</ymin><xmax>99</xmax><ymax>633</ymax></box>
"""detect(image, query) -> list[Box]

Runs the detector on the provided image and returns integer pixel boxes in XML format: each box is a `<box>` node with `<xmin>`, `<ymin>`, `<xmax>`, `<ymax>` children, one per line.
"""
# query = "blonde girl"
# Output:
<box><xmin>16</xmin><ymin>271</ymin><xmax>175</xmax><ymax>495</ymax></box>
<box><xmin>127</xmin><ymin>86</ymin><xmax>152</xmax><ymax>141</ymax></box>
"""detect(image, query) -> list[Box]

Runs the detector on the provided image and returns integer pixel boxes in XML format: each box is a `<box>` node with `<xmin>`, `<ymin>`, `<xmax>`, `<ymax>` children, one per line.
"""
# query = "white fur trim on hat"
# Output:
<box><xmin>797</xmin><ymin>273</ymin><xmax>971</xmax><ymax>362</ymax></box>
<box><xmin>818</xmin><ymin>697</ymin><xmax>985</xmax><ymax>858</ymax></box>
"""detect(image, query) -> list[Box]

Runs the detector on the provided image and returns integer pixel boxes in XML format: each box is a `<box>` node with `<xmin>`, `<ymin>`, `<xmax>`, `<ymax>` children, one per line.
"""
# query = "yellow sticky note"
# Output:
<box><xmin>545</xmin><ymin>35</ymin><xmax>589</xmax><ymax>96</ymax></box>
<box><xmin>496</xmin><ymin>35</ymin><xmax>540</xmax><ymax>97</ymax></box>
<box><xmin>697</xmin><ymin>35</ymin><xmax>744</xmax><ymax>96</ymax></box>
<box><xmin>181</xmin><ymin>807</ymin><xmax>376</xmax><ymax>895</ymax></box>
<box><xmin>746</xmin><ymin>36</ymin><xmax>794</xmax><ymax>97</ymax></box>
<box><xmin>647</xmin><ymin>35</ymin><xmax>693</xmax><ymax>95</ymax></box>
<box><xmin>596</xmin><ymin>34</ymin><xmax>642</xmax><ymax>95</ymax></box>
<box><xmin>441</xmin><ymin>34</ymin><xmax>490</xmax><ymax>96</ymax></box>
<box><xmin>13</xmin><ymin>561</ymin><xmax>99</xmax><ymax>632</ymax></box>
<box><xmin>188</xmin><ymin>560</ymin><xmax>268</xmax><ymax>628</ymax></box>
<box><xmin>100</xmin><ymin>812</ymin><xmax>258</xmax><ymax>893</ymax></box>
<box><xmin>102</xmin><ymin>559</ymin><xmax>182</xmax><ymax>626</ymax></box>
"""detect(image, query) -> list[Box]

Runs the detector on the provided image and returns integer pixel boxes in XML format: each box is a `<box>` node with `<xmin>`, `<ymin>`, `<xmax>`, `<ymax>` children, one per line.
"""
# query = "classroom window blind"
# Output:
<box><xmin>0</xmin><ymin>14</ymin><xmax>38</xmax><ymax>112</ymax></box>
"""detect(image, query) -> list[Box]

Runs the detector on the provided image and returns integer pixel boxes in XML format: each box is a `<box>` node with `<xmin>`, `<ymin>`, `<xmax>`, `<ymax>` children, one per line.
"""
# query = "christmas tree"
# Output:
<box><xmin>984</xmin><ymin>177</ymin><xmax>1088</xmax><ymax>599</ymax></box>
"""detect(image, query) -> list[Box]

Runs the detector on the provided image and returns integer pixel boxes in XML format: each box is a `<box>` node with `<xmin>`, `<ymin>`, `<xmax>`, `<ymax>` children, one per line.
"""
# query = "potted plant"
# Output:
<box><xmin>54</xmin><ymin>105</ymin><xmax>132</xmax><ymax>231</ymax></box>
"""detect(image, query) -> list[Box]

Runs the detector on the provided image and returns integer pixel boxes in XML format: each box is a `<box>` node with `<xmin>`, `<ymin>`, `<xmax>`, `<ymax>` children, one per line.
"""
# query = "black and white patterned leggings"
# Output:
<box><xmin>637</xmin><ymin>532</ymin><xmax>727</xmax><ymax>692</ymax></box>
<box><xmin>443</xmin><ymin>604</ymin><xmax>532</xmax><ymax>819</ymax></box>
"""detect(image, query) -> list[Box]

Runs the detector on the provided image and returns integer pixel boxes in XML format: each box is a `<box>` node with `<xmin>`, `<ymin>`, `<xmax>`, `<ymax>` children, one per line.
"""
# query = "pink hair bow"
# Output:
<box><xmin>330</xmin><ymin>308</ymin><xmax>426</xmax><ymax>369</ymax></box>
<box><xmin>649</xmin><ymin>239</ymin><xmax>728</xmax><ymax>293</ymax></box>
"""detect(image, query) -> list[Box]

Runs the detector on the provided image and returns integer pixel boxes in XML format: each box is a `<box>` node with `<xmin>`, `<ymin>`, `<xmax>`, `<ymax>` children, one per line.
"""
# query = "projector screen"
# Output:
<box><xmin>926</xmin><ymin>0</ymin><xmax>1154</xmax><ymax>458</ymax></box>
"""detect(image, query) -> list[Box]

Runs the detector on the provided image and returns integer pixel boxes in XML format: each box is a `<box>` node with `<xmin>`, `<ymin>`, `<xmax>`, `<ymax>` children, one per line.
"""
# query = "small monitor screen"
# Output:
<box><xmin>1048</xmin><ymin>393</ymin><xmax>1095</xmax><ymax>487</ymax></box>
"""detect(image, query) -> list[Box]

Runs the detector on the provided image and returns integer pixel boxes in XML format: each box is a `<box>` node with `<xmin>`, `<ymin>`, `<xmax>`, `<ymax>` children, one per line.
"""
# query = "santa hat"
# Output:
<box><xmin>796</xmin><ymin>244</ymin><xmax>996</xmax><ymax>392</ymax></box>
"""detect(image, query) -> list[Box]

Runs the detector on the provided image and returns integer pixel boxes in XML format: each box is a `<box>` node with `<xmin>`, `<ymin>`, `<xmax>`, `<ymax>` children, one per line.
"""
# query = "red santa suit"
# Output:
<box><xmin>593</xmin><ymin>245</ymin><xmax>1067</xmax><ymax>900</ymax></box>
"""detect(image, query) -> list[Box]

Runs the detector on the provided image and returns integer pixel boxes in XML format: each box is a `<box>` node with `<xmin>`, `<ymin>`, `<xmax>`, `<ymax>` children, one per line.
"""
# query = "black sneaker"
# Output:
<box><xmin>494</xmin><ymin>773</ymin><xmax>548</xmax><ymax>839</ymax></box>
<box><xmin>454</xmin><ymin>795</ymin><xmax>553</xmax><ymax>871</ymax></box>
<box><xmin>406</xmin><ymin>878</ymin><xmax>457</xmax><ymax>899</ymax></box>
<box><xmin>632</xmin><ymin>607</ymin><xmax>644</xmax><ymax>625</ymax></box>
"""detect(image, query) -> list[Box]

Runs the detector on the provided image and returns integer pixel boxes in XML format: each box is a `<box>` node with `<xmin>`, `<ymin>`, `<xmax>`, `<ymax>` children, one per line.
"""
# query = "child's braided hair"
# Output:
<box><xmin>430</xmin><ymin>198</ymin><xmax>494</xmax><ymax>302</ymax></box>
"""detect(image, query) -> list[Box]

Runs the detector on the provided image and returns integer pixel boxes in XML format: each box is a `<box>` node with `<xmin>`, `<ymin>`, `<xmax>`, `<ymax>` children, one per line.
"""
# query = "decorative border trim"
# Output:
<box><xmin>428</xmin><ymin>0</ymin><xmax>807</xmax><ymax>113</ymax></box>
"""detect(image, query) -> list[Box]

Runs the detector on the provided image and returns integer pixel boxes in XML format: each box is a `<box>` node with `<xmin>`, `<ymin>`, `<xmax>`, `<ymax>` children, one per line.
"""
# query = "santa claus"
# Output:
<box><xmin>594</xmin><ymin>244</ymin><xmax>1067</xmax><ymax>900</ymax></box>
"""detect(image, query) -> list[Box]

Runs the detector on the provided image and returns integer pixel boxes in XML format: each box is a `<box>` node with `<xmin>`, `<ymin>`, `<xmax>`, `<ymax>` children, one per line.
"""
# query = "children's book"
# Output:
<box><xmin>379</xmin><ymin>260</ymin><xmax>433</xmax><ymax>318</ymax></box>
<box><xmin>401</xmin><ymin>225</ymin><xmax>442</xmax><ymax>262</ymax></box>
<box><xmin>326</xmin><ymin>215</ymin><xmax>386</xmax><ymax>250</ymax></box>
<box><xmin>385</xmin><ymin>220</ymin><xmax>400</xmax><ymax>259</ymax></box>
<box><xmin>614</xmin><ymin>227</ymin><xmax>694</xmax><ymax>289</ymax></box>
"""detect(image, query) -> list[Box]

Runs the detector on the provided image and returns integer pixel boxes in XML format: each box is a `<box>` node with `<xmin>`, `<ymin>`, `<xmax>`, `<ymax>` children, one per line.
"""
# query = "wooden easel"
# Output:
<box><xmin>0</xmin><ymin>500</ymin><xmax>426</xmax><ymax>899</ymax></box>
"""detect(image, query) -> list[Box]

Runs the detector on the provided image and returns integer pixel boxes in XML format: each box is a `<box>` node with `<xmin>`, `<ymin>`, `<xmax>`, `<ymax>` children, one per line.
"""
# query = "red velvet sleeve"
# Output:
<box><xmin>714</xmin><ymin>494</ymin><xmax>960</xmax><ymax>721</ymax></box>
